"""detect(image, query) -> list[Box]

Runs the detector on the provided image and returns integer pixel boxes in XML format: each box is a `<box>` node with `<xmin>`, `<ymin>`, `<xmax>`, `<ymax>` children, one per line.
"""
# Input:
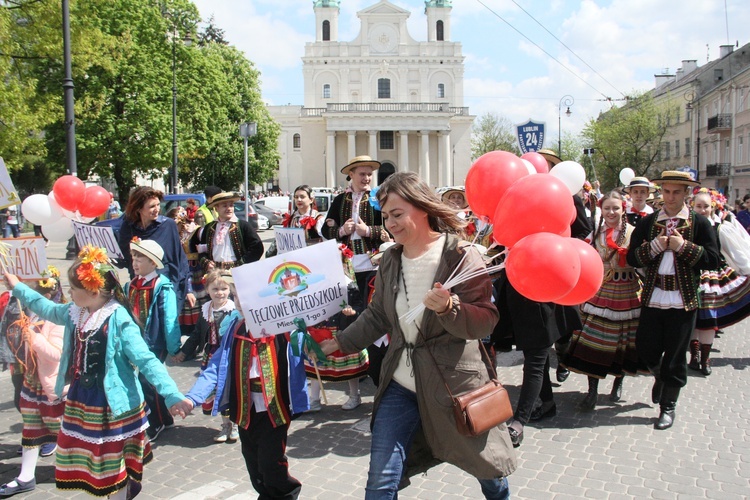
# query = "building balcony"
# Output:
<box><xmin>706</xmin><ymin>114</ymin><xmax>731</xmax><ymax>133</ymax></box>
<box><xmin>301</xmin><ymin>102</ymin><xmax>469</xmax><ymax>117</ymax></box>
<box><xmin>706</xmin><ymin>163</ymin><xmax>731</xmax><ymax>177</ymax></box>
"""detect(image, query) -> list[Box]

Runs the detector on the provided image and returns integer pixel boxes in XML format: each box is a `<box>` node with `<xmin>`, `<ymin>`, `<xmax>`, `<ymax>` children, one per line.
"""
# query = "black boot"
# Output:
<box><xmin>650</xmin><ymin>367</ymin><xmax>663</xmax><ymax>405</ymax></box>
<box><xmin>688</xmin><ymin>339</ymin><xmax>700</xmax><ymax>371</ymax></box>
<box><xmin>700</xmin><ymin>344</ymin><xmax>712</xmax><ymax>376</ymax></box>
<box><xmin>655</xmin><ymin>385</ymin><xmax>680</xmax><ymax>430</ymax></box>
<box><xmin>610</xmin><ymin>376</ymin><xmax>623</xmax><ymax>402</ymax></box>
<box><xmin>577</xmin><ymin>377</ymin><xmax>598</xmax><ymax>411</ymax></box>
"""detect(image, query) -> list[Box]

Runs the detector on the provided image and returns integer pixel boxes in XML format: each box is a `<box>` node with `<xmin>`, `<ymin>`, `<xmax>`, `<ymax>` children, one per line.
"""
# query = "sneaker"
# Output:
<box><xmin>146</xmin><ymin>424</ymin><xmax>166</xmax><ymax>443</ymax></box>
<box><xmin>213</xmin><ymin>422</ymin><xmax>231</xmax><ymax>443</ymax></box>
<box><xmin>227</xmin><ymin>424</ymin><xmax>239</xmax><ymax>443</ymax></box>
<box><xmin>341</xmin><ymin>395</ymin><xmax>361</xmax><ymax>411</ymax></box>
<box><xmin>40</xmin><ymin>442</ymin><xmax>57</xmax><ymax>457</ymax></box>
<box><xmin>308</xmin><ymin>399</ymin><xmax>322</xmax><ymax>412</ymax></box>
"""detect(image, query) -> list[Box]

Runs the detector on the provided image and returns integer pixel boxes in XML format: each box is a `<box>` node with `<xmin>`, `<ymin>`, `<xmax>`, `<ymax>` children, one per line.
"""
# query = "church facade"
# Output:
<box><xmin>267</xmin><ymin>0</ymin><xmax>474</xmax><ymax>191</ymax></box>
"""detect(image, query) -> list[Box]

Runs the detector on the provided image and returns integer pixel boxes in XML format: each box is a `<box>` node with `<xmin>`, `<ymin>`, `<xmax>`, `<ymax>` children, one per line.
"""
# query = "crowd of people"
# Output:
<box><xmin>2</xmin><ymin>153</ymin><xmax>750</xmax><ymax>499</ymax></box>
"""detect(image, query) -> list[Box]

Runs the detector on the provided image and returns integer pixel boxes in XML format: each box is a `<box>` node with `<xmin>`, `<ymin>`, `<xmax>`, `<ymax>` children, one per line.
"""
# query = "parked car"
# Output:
<box><xmin>252</xmin><ymin>202</ymin><xmax>284</xmax><ymax>226</ymax></box>
<box><xmin>233</xmin><ymin>201</ymin><xmax>259</xmax><ymax>231</ymax></box>
<box><xmin>257</xmin><ymin>214</ymin><xmax>270</xmax><ymax>231</ymax></box>
<box><xmin>161</xmin><ymin>193</ymin><xmax>206</xmax><ymax>214</ymax></box>
<box><xmin>254</xmin><ymin>195</ymin><xmax>291</xmax><ymax>214</ymax></box>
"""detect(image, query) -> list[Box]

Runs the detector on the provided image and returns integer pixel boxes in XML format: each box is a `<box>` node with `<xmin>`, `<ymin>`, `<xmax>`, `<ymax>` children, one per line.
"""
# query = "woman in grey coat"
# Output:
<box><xmin>321</xmin><ymin>172</ymin><xmax>517</xmax><ymax>499</ymax></box>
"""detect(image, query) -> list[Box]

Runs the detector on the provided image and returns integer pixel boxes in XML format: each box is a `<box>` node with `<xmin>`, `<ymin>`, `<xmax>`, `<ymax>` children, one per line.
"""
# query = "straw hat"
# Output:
<box><xmin>653</xmin><ymin>170</ymin><xmax>700</xmax><ymax>187</ymax></box>
<box><xmin>341</xmin><ymin>155</ymin><xmax>381</xmax><ymax>176</ymax></box>
<box><xmin>537</xmin><ymin>149</ymin><xmax>562</xmax><ymax>166</ymax></box>
<box><xmin>129</xmin><ymin>239</ymin><xmax>165</xmax><ymax>269</ymax></box>
<box><xmin>208</xmin><ymin>191</ymin><xmax>241</xmax><ymax>208</ymax></box>
<box><xmin>623</xmin><ymin>177</ymin><xmax>657</xmax><ymax>193</ymax></box>
<box><xmin>441</xmin><ymin>187</ymin><xmax>469</xmax><ymax>209</ymax></box>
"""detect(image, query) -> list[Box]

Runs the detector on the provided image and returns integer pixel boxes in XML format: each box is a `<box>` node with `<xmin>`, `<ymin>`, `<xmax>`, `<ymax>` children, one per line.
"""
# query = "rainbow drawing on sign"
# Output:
<box><xmin>268</xmin><ymin>262</ymin><xmax>311</xmax><ymax>296</ymax></box>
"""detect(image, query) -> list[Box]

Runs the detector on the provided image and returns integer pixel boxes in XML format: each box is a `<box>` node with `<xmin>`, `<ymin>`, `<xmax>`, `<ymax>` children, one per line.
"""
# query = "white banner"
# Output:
<box><xmin>232</xmin><ymin>239</ymin><xmax>348</xmax><ymax>337</ymax></box>
<box><xmin>0</xmin><ymin>237</ymin><xmax>48</xmax><ymax>279</ymax></box>
<box><xmin>0</xmin><ymin>158</ymin><xmax>20</xmax><ymax>210</ymax></box>
<box><xmin>72</xmin><ymin>221</ymin><xmax>124</xmax><ymax>259</ymax></box>
<box><xmin>274</xmin><ymin>227</ymin><xmax>307</xmax><ymax>254</ymax></box>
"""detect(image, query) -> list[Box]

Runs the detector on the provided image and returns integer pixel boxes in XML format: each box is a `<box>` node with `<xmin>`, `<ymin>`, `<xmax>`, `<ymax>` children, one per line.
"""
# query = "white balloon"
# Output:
<box><xmin>550</xmin><ymin>161</ymin><xmax>587</xmax><ymax>195</ymax></box>
<box><xmin>619</xmin><ymin>168</ymin><xmax>636</xmax><ymax>186</ymax></box>
<box><xmin>48</xmin><ymin>191</ymin><xmax>62</xmax><ymax>212</ymax></box>
<box><xmin>521</xmin><ymin>159</ymin><xmax>538</xmax><ymax>176</ymax></box>
<box><xmin>42</xmin><ymin>217</ymin><xmax>74</xmax><ymax>242</ymax></box>
<box><xmin>22</xmin><ymin>194</ymin><xmax>63</xmax><ymax>226</ymax></box>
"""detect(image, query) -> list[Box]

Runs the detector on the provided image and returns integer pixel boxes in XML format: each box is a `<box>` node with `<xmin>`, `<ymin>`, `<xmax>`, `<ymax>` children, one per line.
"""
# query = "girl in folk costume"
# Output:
<box><xmin>4</xmin><ymin>246</ymin><xmax>191</xmax><ymax>499</ymax></box>
<box><xmin>0</xmin><ymin>267</ymin><xmax>67</xmax><ymax>498</ymax></box>
<box><xmin>689</xmin><ymin>189</ymin><xmax>750</xmax><ymax>375</ymax></box>
<box><xmin>167</xmin><ymin>207</ymin><xmax>202</xmax><ymax>338</ymax></box>
<box><xmin>562</xmin><ymin>191</ymin><xmax>647</xmax><ymax>410</ymax></box>
<box><xmin>288</xmin><ymin>184</ymin><xmax>370</xmax><ymax>411</ymax></box>
<box><xmin>173</xmin><ymin>270</ymin><xmax>237</xmax><ymax>442</ymax></box>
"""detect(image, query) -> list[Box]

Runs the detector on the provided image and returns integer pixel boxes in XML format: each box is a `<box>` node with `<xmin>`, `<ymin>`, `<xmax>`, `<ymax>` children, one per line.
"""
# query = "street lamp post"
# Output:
<box><xmin>62</xmin><ymin>0</ymin><xmax>77</xmax><ymax>177</ymax></box>
<box><xmin>558</xmin><ymin>95</ymin><xmax>574</xmax><ymax>157</ymax></box>
<box><xmin>171</xmin><ymin>24</ymin><xmax>178</xmax><ymax>194</ymax></box>
<box><xmin>239</xmin><ymin>122</ymin><xmax>258</xmax><ymax>221</ymax></box>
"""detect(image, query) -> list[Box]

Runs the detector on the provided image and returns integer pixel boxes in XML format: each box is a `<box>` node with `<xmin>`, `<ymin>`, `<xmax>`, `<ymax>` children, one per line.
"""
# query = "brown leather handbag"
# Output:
<box><xmin>421</xmin><ymin>330</ymin><xmax>513</xmax><ymax>437</ymax></box>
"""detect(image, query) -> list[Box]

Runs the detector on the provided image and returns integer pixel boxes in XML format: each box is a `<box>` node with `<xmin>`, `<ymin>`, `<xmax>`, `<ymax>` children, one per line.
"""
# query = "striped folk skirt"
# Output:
<box><xmin>563</xmin><ymin>270</ymin><xmax>647</xmax><ymax>378</ymax></box>
<box><xmin>20</xmin><ymin>376</ymin><xmax>63</xmax><ymax>448</ymax></box>
<box><xmin>55</xmin><ymin>378</ymin><xmax>153</xmax><ymax>497</ymax></box>
<box><xmin>304</xmin><ymin>326</ymin><xmax>369</xmax><ymax>381</ymax></box>
<box><xmin>697</xmin><ymin>264</ymin><xmax>750</xmax><ymax>329</ymax></box>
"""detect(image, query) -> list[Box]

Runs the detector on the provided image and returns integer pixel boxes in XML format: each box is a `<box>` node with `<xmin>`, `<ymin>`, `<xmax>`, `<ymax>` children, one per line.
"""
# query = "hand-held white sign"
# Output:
<box><xmin>0</xmin><ymin>158</ymin><xmax>20</xmax><ymax>210</ymax></box>
<box><xmin>72</xmin><ymin>221</ymin><xmax>124</xmax><ymax>259</ymax></box>
<box><xmin>232</xmin><ymin>240</ymin><xmax>348</xmax><ymax>338</ymax></box>
<box><xmin>274</xmin><ymin>227</ymin><xmax>307</xmax><ymax>254</ymax></box>
<box><xmin>0</xmin><ymin>237</ymin><xmax>48</xmax><ymax>279</ymax></box>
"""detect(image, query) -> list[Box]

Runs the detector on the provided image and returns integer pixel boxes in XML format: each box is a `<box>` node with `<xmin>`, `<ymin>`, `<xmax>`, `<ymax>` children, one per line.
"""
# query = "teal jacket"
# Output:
<box><xmin>124</xmin><ymin>275</ymin><xmax>181</xmax><ymax>355</ymax></box>
<box><xmin>12</xmin><ymin>283</ymin><xmax>185</xmax><ymax>417</ymax></box>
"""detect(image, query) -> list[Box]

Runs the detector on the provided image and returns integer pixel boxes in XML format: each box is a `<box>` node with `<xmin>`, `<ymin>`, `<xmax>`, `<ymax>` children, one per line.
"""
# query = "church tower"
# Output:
<box><xmin>314</xmin><ymin>0</ymin><xmax>340</xmax><ymax>42</ymax></box>
<box><xmin>425</xmin><ymin>0</ymin><xmax>451</xmax><ymax>42</ymax></box>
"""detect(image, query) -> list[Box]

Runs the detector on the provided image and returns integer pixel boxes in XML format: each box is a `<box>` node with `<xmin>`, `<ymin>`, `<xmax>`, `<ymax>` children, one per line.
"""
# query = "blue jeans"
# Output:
<box><xmin>366</xmin><ymin>381</ymin><xmax>510</xmax><ymax>500</ymax></box>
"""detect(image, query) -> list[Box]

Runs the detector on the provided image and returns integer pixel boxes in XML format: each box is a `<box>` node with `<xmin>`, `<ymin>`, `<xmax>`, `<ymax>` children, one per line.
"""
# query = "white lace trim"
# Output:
<box><xmin>68</xmin><ymin>300</ymin><xmax>120</xmax><ymax>332</ymax></box>
<box><xmin>20</xmin><ymin>390</ymin><xmax>62</xmax><ymax>406</ymax></box>
<box><xmin>201</xmin><ymin>299</ymin><xmax>235</xmax><ymax>322</ymax></box>
<box><xmin>581</xmin><ymin>303</ymin><xmax>641</xmax><ymax>320</ymax></box>
<box><xmin>60</xmin><ymin>420</ymin><xmax>149</xmax><ymax>444</ymax></box>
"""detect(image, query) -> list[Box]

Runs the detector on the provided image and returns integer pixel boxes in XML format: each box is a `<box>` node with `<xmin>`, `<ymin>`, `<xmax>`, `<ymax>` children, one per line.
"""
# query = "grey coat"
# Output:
<box><xmin>337</xmin><ymin>234</ymin><xmax>517</xmax><ymax>480</ymax></box>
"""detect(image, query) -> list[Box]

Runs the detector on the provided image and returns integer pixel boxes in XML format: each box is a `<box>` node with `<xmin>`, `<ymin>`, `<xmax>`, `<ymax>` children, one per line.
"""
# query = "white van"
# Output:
<box><xmin>255</xmin><ymin>195</ymin><xmax>291</xmax><ymax>214</ymax></box>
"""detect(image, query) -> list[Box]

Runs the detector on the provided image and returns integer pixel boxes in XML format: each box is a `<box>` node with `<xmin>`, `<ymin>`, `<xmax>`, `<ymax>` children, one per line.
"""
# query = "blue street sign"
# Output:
<box><xmin>516</xmin><ymin>120</ymin><xmax>545</xmax><ymax>154</ymax></box>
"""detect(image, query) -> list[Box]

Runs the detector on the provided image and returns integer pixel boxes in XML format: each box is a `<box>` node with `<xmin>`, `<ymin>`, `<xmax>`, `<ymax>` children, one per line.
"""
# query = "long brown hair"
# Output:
<box><xmin>376</xmin><ymin>172</ymin><xmax>466</xmax><ymax>233</ymax></box>
<box><xmin>593</xmin><ymin>190</ymin><xmax>627</xmax><ymax>252</ymax></box>
<box><xmin>124</xmin><ymin>187</ymin><xmax>164</xmax><ymax>223</ymax></box>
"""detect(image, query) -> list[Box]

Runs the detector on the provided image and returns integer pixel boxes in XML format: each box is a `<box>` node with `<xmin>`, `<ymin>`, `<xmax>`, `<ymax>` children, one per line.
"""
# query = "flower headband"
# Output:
<box><xmin>38</xmin><ymin>265</ymin><xmax>61</xmax><ymax>289</ymax></box>
<box><xmin>692</xmin><ymin>187</ymin><xmax>727</xmax><ymax>209</ymax></box>
<box><xmin>76</xmin><ymin>245</ymin><xmax>114</xmax><ymax>293</ymax></box>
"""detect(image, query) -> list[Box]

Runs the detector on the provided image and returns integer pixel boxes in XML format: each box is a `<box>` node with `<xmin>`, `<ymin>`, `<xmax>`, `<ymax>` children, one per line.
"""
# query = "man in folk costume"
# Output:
<box><xmin>198</xmin><ymin>192</ymin><xmax>264</xmax><ymax>272</ymax></box>
<box><xmin>627</xmin><ymin>170</ymin><xmax>720</xmax><ymax>430</ymax></box>
<box><xmin>323</xmin><ymin>156</ymin><xmax>388</xmax><ymax>302</ymax></box>
<box><xmin>623</xmin><ymin>176</ymin><xmax>657</xmax><ymax>226</ymax></box>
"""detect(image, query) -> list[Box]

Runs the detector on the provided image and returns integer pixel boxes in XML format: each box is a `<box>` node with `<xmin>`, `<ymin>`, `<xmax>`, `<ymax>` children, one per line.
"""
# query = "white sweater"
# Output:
<box><xmin>392</xmin><ymin>234</ymin><xmax>445</xmax><ymax>392</ymax></box>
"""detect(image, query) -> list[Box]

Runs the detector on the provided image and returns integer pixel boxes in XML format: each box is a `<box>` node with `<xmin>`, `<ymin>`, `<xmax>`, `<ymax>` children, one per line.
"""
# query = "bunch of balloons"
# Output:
<box><xmin>465</xmin><ymin>150</ymin><xmax>603</xmax><ymax>304</ymax></box>
<box><xmin>21</xmin><ymin>175</ymin><xmax>111</xmax><ymax>242</ymax></box>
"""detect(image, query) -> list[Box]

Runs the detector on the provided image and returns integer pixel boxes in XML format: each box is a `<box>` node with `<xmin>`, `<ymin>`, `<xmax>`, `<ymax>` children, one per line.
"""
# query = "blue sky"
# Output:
<box><xmin>191</xmin><ymin>0</ymin><xmax>748</xmax><ymax>143</ymax></box>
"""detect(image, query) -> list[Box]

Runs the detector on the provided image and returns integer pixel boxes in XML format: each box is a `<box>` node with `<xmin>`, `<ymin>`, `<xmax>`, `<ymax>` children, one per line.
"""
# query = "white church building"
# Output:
<box><xmin>267</xmin><ymin>0</ymin><xmax>474</xmax><ymax>192</ymax></box>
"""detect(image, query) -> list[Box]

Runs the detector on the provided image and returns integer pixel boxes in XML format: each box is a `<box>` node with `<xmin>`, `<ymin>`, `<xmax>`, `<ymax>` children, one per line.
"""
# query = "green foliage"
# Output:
<box><xmin>0</xmin><ymin>0</ymin><xmax>279</xmax><ymax>200</ymax></box>
<box><xmin>471</xmin><ymin>112</ymin><xmax>521</xmax><ymax>159</ymax></box>
<box><xmin>582</xmin><ymin>91</ymin><xmax>675</xmax><ymax>191</ymax></box>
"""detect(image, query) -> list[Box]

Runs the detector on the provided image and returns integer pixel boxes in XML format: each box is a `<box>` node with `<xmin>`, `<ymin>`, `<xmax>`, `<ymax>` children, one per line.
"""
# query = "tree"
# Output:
<box><xmin>471</xmin><ymin>112</ymin><xmax>521</xmax><ymax>159</ymax></box>
<box><xmin>582</xmin><ymin>91</ymin><xmax>676</xmax><ymax>191</ymax></box>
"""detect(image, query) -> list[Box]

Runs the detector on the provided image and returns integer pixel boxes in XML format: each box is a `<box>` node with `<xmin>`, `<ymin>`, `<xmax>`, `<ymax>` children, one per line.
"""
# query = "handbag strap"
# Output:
<box><xmin>415</xmin><ymin>324</ymin><xmax>498</xmax><ymax>400</ymax></box>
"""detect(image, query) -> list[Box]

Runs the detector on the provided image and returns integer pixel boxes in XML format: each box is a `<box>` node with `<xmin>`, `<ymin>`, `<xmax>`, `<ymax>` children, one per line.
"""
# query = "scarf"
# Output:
<box><xmin>605</xmin><ymin>227</ymin><xmax>628</xmax><ymax>267</ymax></box>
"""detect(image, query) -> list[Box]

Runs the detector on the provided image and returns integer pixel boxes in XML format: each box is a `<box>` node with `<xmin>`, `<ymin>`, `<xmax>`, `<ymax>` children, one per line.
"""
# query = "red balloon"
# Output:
<box><xmin>53</xmin><ymin>175</ymin><xmax>85</xmax><ymax>212</ymax></box>
<box><xmin>78</xmin><ymin>186</ymin><xmax>111</xmax><ymax>218</ymax></box>
<box><xmin>506</xmin><ymin>233</ymin><xmax>581</xmax><ymax>302</ymax></box>
<box><xmin>555</xmin><ymin>239</ymin><xmax>604</xmax><ymax>305</ymax></box>
<box><xmin>492</xmin><ymin>174</ymin><xmax>574</xmax><ymax>248</ymax></box>
<box><xmin>521</xmin><ymin>152</ymin><xmax>549</xmax><ymax>173</ymax></box>
<box><xmin>465</xmin><ymin>151</ymin><xmax>529</xmax><ymax>220</ymax></box>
